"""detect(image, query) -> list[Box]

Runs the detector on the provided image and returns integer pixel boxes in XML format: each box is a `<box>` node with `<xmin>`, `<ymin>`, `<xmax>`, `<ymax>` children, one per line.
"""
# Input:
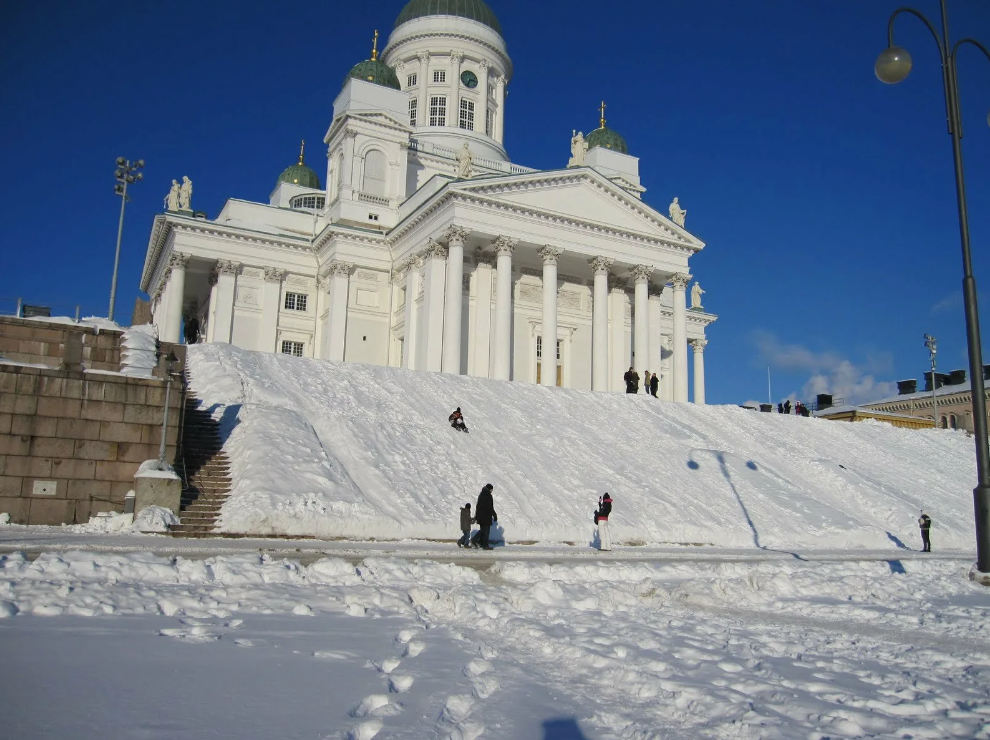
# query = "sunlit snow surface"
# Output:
<box><xmin>1</xmin><ymin>549</ymin><xmax>988</xmax><ymax>739</ymax></box>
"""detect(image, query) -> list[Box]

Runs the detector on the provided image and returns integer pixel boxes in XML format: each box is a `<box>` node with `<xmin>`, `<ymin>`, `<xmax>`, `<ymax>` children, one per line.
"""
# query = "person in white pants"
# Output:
<box><xmin>595</xmin><ymin>493</ymin><xmax>613</xmax><ymax>551</ymax></box>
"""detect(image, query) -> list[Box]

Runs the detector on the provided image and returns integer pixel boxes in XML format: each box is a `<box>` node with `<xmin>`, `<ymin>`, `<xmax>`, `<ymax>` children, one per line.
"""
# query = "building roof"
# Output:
<box><xmin>586</xmin><ymin>125</ymin><xmax>628</xmax><ymax>155</ymax></box>
<box><xmin>276</xmin><ymin>142</ymin><xmax>321</xmax><ymax>190</ymax></box>
<box><xmin>865</xmin><ymin>376</ymin><xmax>990</xmax><ymax>406</ymax></box>
<box><xmin>345</xmin><ymin>59</ymin><xmax>401</xmax><ymax>91</ymax></box>
<box><xmin>394</xmin><ymin>0</ymin><xmax>502</xmax><ymax>35</ymax></box>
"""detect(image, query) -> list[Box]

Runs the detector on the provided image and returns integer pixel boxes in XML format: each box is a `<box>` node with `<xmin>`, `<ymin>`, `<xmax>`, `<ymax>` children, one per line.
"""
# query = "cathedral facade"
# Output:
<box><xmin>140</xmin><ymin>0</ymin><xmax>717</xmax><ymax>400</ymax></box>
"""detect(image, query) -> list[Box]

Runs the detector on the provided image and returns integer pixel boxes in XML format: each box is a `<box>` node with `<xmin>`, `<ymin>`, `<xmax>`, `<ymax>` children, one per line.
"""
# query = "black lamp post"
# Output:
<box><xmin>157</xmin><ymin>351</ymin><xmax>179</xmax><ymax>470</ymax></box>
<box><xmin>875</xmin><ymin>1</ymin><xmax>990</xmax><ymax>579</ymax></box>
<box><xmin>109</xmin><ymin>157</ymin><xmax>144</xmax><ymax>322</ymax></box>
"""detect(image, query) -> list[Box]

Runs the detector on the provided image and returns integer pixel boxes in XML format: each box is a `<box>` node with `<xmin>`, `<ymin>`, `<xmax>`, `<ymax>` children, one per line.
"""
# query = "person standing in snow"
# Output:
<box><xmin>449</xmin><ymin>407</ymin><xmax>468</xmax><ymax>432</ymax></box>
<box><xmin>643</xmin><ymin>371</ymin><xmax>652</xmax><ymax>395</ymax></box>
<box><xmin>650</xmin><ymin>372</ymin><xmax>659</xmax><ymax>397</ymax></box>
<box><xmin>457</xmin><ymin>503</ymin><xmax>473</xmax><ymax>547</ymax></box>
<box><xmin>623</xmin><ymin>366</ymin><xmax>639</xmax><ymax>394</ymax></box>
<box><xmin>595</xmin><ymin>493</ymin><xmax>613</xmax><ymax>552</ymax></box>
<box><xmin>919</xmin><ymin>510</ymin><xmax>932</xmax><ymax>552</ymax></box>
<box><xmin>475</xmin><ymin>483</ymin><xmax>497</xmax><ymax>550</ymax></box>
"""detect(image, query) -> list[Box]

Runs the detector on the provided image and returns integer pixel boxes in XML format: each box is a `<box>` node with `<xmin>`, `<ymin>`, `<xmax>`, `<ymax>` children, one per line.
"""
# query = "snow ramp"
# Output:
<box><xmin>186</xmin><ymin>343</ymin><xmax>977</xmax><ymax>550</ymax></box>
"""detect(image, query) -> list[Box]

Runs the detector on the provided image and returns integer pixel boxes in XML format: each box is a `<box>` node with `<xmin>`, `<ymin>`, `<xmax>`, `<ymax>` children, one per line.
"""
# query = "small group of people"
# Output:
<box><xmin>776</xmin><ymin>400</ymin><xmax>810</xmax><ymax>417</ymax></box>
<box><xmin>623</xmin><ymin>367</ymin><xmax>659</xmax><ymax>397</ymax></box>
<box><xmin>457</xmin><ymin>483</ymin><xmax>498</xmax><ymax>550</ymax></box>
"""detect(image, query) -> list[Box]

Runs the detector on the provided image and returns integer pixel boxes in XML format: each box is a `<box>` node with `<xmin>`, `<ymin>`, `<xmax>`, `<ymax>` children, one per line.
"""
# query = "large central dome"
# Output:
<box><xmin>394</xmin><ymin>0</ymin><xmax>502</xmax><ymax>35</ymax></box>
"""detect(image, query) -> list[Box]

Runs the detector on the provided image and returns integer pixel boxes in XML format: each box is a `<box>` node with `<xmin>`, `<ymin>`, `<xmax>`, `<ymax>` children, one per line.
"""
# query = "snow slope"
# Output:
<box><xmin>186</xmin><ymin>344</ymin><xmax>978</xmax><ymax>549</ymax></box>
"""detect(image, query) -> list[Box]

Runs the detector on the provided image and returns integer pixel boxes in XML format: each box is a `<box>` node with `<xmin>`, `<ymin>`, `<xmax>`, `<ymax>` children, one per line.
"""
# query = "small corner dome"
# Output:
<box><xmin>586</xmin><ymin>126</ymin><xmax>628</xmax><ymax>155</ymax></box>
<box><xmin>345</xmin><ymin>59</ymin><xmax>401</xmax><ymax>90</ymax></box>
<box><xmin>276</xmin><ymin>143</ymin><xmax>321</xmax><ymax>189</ymax></box>
<box><xmin>394</xmin><ymin>0</ymin><xmax>502</xmax><ymax>36</ymax></box>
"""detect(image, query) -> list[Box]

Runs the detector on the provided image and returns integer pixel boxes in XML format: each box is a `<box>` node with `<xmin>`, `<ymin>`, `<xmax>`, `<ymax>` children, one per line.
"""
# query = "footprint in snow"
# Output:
<box><xmin>441</xmin><ymin>695</ymin><xmax>475</xmax><ymax>723</ymax></box>
<box><xmin>471</xmin><ymin>675</ymin><xmax>500</xmax><ymax>700</ymax></box>
<box><xmin>349</xmin><ymin>694</ymin><xmax>402</xmax><ymax>718</ymax></box>
<box><xmin>372</xmin><ymin>657</ymin><xmax>401</xmax><ymax>674</ymax></box>
<box><xmin>463</xmin><ymin>659</ymin><xmax>491</xmax><ymax>677</ymax></box>
<box><xmin>233</xmin><ymin>638</ymin><xmax>256</xmax><ymax>647</ymax></box>
<box><xmin>159</xmin><ymin>626</ymin><xmax>220</xmax><ymax>642</ymax></box>
<box><xmin>404</xmin><ymin>641</ymin><xmax>425</xmax><ymax>658</ymax></box>
<box><xmin>388</xmin><ymin>675</ymin><xmax>414</xmax><ymax>693</ymax></box>
<box><xmin>395</xmin><ymin>629</ymin><xmax>419</xmax><ymax>644</ymax></box>
<box><xmin>346</xmin><ymin>719</ymin><xmax>383</xmax><ymax>740</ymax></box>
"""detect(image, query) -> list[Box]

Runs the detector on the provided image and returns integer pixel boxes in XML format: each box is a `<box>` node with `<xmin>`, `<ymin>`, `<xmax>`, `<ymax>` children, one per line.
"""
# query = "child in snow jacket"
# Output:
<box><xmin>457</xmin><ymin>503</ymin><xmax>473</xmax><ymax>547</ymax></box>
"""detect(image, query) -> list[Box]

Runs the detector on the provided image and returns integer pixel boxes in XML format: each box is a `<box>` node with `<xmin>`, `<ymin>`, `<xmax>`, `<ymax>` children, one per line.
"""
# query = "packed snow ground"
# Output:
<box><xmin>1</xmin><ymin>547</ymin><xmax>988</xmax><ymax>739</ymax></box>
<box><xmin>186</xmin><ymin>344</ymin><xmax>976</xmax><ymax>551</ymax></box>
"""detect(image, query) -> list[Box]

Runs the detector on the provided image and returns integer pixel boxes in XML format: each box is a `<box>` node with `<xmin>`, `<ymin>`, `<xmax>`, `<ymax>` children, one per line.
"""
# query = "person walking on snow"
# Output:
<box><xmin>650</xmin><ymin>371</ymin><xmax>659</xmax><ymax>397</ymax></box>
<box><xmin>919</xmin><ymin>510</ymin><xmax>932</xmax><ymax>552</ymax></box>
<box><xmin>449</xmin><ymin>407</ymin><xmax>468</xmax><ymax>432</ymax></box>
<box><xmin>457</xmin><ymin>503</ymin><xmax>473</xmax><ymax>547</ymax></box>
<box><xmin>595</xmin><ymin>493</ymin><xmax>613</xmax><ymax>552</ymax></box>
<box><xmin>475</xmin><ymin>483</ymin><xmax>497</xmax><ymax>550</ymax></box>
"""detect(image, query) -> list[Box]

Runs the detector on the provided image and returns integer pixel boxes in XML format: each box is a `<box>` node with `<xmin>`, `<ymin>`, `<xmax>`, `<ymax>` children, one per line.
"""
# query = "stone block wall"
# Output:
<box><xmin>0</xmin><ymin>316</ymin><xmax>123</xmax><ymax>371</ymax></box>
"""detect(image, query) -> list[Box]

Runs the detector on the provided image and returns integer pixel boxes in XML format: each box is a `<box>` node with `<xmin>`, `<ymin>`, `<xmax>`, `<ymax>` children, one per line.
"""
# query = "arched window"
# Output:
<box><xmin>940</xmin><ymin>415</ymin><xmax>948</xmax><ymax>429</ymax></box>
<box><xmin>950</xmin><ymin>414</ymin><xmax>958</xmax><ymax>429</ymax></box>
<box><xmin>290</xmin><ymin>194</ymin><xmax>325</xmax><ymax>211</ymax></box>
<box><xmin>362</xmin><ymin>150</ymin><xmax>387</xmax><ymax>197</ymax></box>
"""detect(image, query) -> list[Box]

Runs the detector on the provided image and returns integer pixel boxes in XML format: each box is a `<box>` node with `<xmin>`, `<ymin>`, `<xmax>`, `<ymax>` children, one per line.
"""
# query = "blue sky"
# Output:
<box><xmin>2</xmin><ymin>0</ymin><xmax>989</xmax><ymax>406</ymax></box>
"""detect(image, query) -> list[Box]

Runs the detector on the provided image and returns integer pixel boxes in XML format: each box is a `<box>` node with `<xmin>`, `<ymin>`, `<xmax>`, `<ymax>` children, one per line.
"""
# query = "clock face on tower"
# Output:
<box><xmin>460</xmin><ymin>70</ymin><xmax>478</xmax><ymax>89</ymax></box>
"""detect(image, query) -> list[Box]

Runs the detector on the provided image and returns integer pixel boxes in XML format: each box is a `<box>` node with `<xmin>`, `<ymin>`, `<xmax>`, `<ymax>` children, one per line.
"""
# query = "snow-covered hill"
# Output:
<box><xmin>187</xmin><ymin>344</ymin><xmax>978</xmax><ymax>550</ymax></box>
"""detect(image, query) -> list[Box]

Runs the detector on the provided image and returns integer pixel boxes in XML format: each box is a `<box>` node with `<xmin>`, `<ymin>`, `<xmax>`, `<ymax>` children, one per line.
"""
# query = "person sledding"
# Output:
<box><xmin>449</xmin><ymin>407</ymin><xmax>468</xmax><ymax>432</ymax></box>
<box><xmin>594</xmin><ymin>493</ymin><xmax>613</xmax><ymax>552</ymax></box>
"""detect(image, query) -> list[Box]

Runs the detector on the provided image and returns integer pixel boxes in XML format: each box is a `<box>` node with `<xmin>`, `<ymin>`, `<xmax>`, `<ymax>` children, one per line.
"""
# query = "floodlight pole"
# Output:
<box><xmin>878</xmin><ymin>1</ymin><xmax>990</xmax><ymax>574</ymax></box>
<box><xmin>925</xmin><ymin>334</ymin><xmax>938</xmax><ymax>427</ymax></box>
<box><xmin>109</xmin><ymin>178</ymin><xmax>128</xmax><ymax>322</ymax></box>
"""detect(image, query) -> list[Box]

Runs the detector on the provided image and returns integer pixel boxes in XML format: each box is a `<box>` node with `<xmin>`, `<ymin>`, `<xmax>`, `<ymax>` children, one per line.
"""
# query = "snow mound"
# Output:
<box><xmin>185</xmin><ymin>343</ymin><xmax>977</xmax><ymax>550</ymax></box>
<box><xmin>120</xmin><ymin>324</ymin><xmax>158</xmax><ymax>377</ymax></box>
<box><xmin>133</xmin><ymin>506</ymin><xmax>180</xmax><ymax>532</ymax></box>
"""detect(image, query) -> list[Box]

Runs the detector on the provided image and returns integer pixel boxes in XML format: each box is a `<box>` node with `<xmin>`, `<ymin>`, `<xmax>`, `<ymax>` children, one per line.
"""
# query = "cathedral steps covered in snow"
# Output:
<box><xmin>140</xmin><ymin>0</ymin><xmax>716</xmax><ymax>402</ymax></box>
<box><xmin>183</xmin><ymin>342</ymin><xmax>978</xmax><ymax>551</ymax></box>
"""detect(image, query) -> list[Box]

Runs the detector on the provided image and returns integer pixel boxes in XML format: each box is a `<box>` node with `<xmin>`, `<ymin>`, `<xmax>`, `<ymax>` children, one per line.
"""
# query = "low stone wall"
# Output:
<box><xmin>0</xmin><ymin>316</ymin><xmax>123</xmax><ymax>372</ymax></box>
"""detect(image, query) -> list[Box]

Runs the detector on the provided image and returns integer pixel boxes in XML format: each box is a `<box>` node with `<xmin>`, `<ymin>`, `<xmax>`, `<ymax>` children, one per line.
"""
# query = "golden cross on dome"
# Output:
<box><xmin>599</xmin><ymin>100</ymin><xmax>606</xmax><ymax>129</ymax></box>
<box><xmin>371</xmin><ymin>29</ymin><xmax>379</xmax><ymax>61</ymax></box>
<box><xmin>298</xmin><ymin>140</ymin><xmax>305</xmax><ymax>165</ymax></box>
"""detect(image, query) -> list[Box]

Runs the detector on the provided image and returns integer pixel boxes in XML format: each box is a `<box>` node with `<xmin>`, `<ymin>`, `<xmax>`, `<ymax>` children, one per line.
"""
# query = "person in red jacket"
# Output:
<box><xmin>449</xmin><ymin>407</ymin><xmax>468</xmax><ymax>432</ymax></box>
<box><xmin>594</xmin><ymin>493</ymin><xmax>613</xmax><ymax>552</ymax></box>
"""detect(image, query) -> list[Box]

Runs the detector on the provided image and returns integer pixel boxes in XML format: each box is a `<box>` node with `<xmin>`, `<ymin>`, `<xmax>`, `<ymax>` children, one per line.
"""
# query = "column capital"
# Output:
<box><xmin>423</xmin><ymin>239</ymin><xmax>448</xmax><ymax>260</ymax></box>
<box><xmin>169</xmin><ymin>251</ymin><xmax>190</xmax><ymax>269</ymax></box>
<box><xmin>443</xmin><ymin>224</ymin><xmax>469</xmax><ymax>246</ymax></box>
<box><xmin>475</xmin><ymin>248</ymin><xmax>496</xmax><ymax>268</ymax></box>
<box><xmin>649</xmin><ymin>282</ymin><xmax>665</xmax><ymax>298</ymax></box>
<box><xmin>608</xmin><ymin>275</ymin><xmax>626</xmax><ymax>293</ymax></box>
<box><xmin>394</xmin><ymin>60</ymin><xmax>405</xmax><ymax>73</ymax></box>
<box><xmin>418</xmin><ymin>50</ymin><xmax>431</xmax><ymax>63</ymax></box>
<box><xmin>690</xmin><ymin>338</ymin><xmax>708</xmax><ymax>352</ymax></box>
<box><xmin>661</xmin><ymin>334</ymin><xmax>673</xmax><ymax>350</ymax></box>
<box><xmin>631</xmin><ymin>264</ymin><xmax>652</xmax><ymax>283</ymax></box>
<box><xmin>588</xmin><ymin>256</ymin><xmax>613</xmax><ymax>275</ymax></box>
<box><xmin>493</xmin><ymin>235</ymin><xmax>517</xmax><ymax>256</ymax></box>
<box><xmin>327</xmin><ymin>260</ymin><xmax>353</xmax><ymax>277</ymax></box>
<box><xmin>207</xmin><ymin>271</ymin><xmax>218</xmax><ymax>287</ymax></box>
<box><xmin>539</xmin><ymin>245</ymin><xmax>563</xmax><ymax>265</ymax></box>
<box><xmin>670</xmin><ymin>272</ymin><xmax>692</xmax><ymax>290</ymax></box>
<box><xmin>217</xmin><ymin>259</ymin><xmax>240</xmax><ymax>276</ymax></box>
<box><xmin>263</xmin><ymin>267</ymin><xmax>286</xmax><ymax>283</ymax></box>
<box><xmin>449</xmin><ymin>51</ymin><xmax>463</xmax><ymax>65</ymax></box>
<box><xmin>478</xmin><ymin>59</ymin><xmax>490</xmax><ymax>72</ymax></box>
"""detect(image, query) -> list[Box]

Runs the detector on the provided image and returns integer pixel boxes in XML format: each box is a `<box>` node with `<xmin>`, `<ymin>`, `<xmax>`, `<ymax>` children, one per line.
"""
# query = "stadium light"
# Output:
<box><xmin>876</xmin><ymin>1</ymin><xmax>990</xmax><ymax>580</ymax></box>
<box><xmin>109</xmin><ymin>156</ymin><xmax>144</xmax><ymax>322</ymax></box>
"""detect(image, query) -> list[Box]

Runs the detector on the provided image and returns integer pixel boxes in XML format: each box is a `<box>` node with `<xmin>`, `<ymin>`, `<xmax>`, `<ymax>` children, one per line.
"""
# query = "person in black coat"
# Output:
<box><xmin>457</xmin><ymin>503</ymin><xmax>473</xmax><ymax>547</ymax></box>
<box><xmin>623</xmin><ymin>367</ymin><xmax>639</xmax><ymax>394</ymax></box>
<box><xmin>475</xmin><ymin>483</ymin><xmax>497</xmax><ymax>550</ymax></box>
<box><xmin>919</xmin><ymin>510</ymin><xmax>932</xmax><ymax>552</ymax></box>
<box><xmin>650</xmin><ymin>372</ymin><xmax>659</xmax><ymax>397</ymax></box>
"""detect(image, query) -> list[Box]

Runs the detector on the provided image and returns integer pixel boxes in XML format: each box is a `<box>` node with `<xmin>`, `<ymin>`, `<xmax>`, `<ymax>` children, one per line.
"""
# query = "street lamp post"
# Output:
<box><xmin>925</xmin><ymin>333</ymin><xmax>939</xmax><ymax>427</ymax></box>
<box><xmin>876</xmin><ymin>1</ymin><xmax>990</xmax><ymax>578</ymax></box>
<box><xmin>109</xmin><ymin>157</ymin><xmax>144</xmax><ymax>322</ymax></box>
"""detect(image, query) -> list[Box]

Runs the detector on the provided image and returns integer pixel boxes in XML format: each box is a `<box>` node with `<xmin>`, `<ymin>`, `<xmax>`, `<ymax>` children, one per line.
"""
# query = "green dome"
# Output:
<box><xmin>394</xmin><ymin>0</ymin><xmax>502</xmax><ymax>35</ymax></box>
<box><xmin>276</xmin><ymin>143</ymin><xmax>321</xmax><ymax>189</ymax></box>
<box><xmin>345</xmin><ymin>58</ymin><xmax>401</xmax><ymax>90</ymax></box>
<box><xmin>586</xmin><ymin>126</ymin><xmax>628</xmax><ymax>155</ymax></box>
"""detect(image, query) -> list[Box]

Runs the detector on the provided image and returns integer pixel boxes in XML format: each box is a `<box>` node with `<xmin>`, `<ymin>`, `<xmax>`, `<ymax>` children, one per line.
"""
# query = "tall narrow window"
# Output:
<box><xmin>429</xmin><ymin>95</ymin><xmax>447</xmax><ymax>127</ymax></box>
<box><xmin>362</xmin><ymin>150</ymin><xmax>387</xmax><ymax>197</ymax></box>
<box><xmin>433</xmin><ymin>69</ymin><xmax>446</xmax><ymax>83</ymax></box>
<box><xmin>406</xmin><ymin>73</ymin><xmax>417</xmax><ymax>87</ymax></box>
<box><xmin>408</xmin><ymin>98</ymin><xmax>418</xmax><ymax>126</ymax></box>
<box><xmin>458</xmin><ymin>99</ymin><xmax>475</xmax><ymax>131</ymax></box>
<box><xmin>486</xmin><ymin>109</ymin><xmax>495</xmax><ymax>137</ymax></box>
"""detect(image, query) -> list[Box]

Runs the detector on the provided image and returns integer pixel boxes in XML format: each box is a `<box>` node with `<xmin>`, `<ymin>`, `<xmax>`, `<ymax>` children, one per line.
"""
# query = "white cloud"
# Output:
<box><xmin>931</xmin><ymin>293</ymin><xmax>961</xmax><ymax>314</ymax></box>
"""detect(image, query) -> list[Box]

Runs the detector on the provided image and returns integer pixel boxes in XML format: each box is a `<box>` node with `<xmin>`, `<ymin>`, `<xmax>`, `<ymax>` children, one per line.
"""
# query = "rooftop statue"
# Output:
<box><xmin>178</xmin><ymin>176</ymin><xmax>193</xmax><ymax>211</ymax></box>
<box><xmin>164</xmin><ymin>180</ymin><xmax>180</xmax><ymax>212</ymax></box>
<box><xmin>691</xmin><ymin>281</ymin><xmax>705</xmax><ymax>309</ymax></box>
<box><xmin>669</xmin><ymin>196</ymin><xmax>687</xmax><ymax>227</ymax></box>
<box><xmin>568</xmin><ymin>130</ymin><xmax>588</xmax><ymax>167</ymax></box>
<box><xmin>456</xmin><ymin>143</ymin><xmax>474</xmax><ymax>179</ymax></box>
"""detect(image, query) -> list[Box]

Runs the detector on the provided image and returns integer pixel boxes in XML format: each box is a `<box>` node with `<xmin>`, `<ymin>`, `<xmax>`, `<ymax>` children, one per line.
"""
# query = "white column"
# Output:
<box><xmin>259</xmin><ymin>267</ymin><xmax>285</xmax><ymax>353</ymax></box>
<box><xmin>589</xmin><ymin>256</ymin><xmax>612</xmax><ymax>392</ymax></box>
<box><xmin>492</xmin><ymin>235</ymin><xmax>516</xmax><ymax>380</ymax></box>
<box><xmin>401</xmin><ymin>258</ymin><xmax>422</xmax><ymax>369</ymax></box>
<box><xmin>647</xmin><ymin>283</ymin><xmax>664</xmax><ymax>388</ymax></box>
<box><xmin>494</xmin><ymin>76</ymin><xmax>506</xmax><ymax>144</ymax></box>
<box><xmin>449</xmin><ymin>53</ymin><xmax>462</xmax><ymax>128</ymax></box>
<box><xmin>205</xmin><ymin>271</ymin><xmax>218</xmax><ymax>343</ymax></box>
<box><xmin>671</xmin><ymin>273</ymin><xmax>691</xmax><ymax>402</ymax></box>
<box><xmin>471</xmin><ymin>250</ymin><xmax>495</xmax><ymax>377</ymax></box>
<box><xmin>609</xmin><ymin>275</ymin><xmax>629</xmax><ymax>392</ymax></box>
<box><xmin>322</xmin><ymin>261</ymin><xmax>351</xmax><ymax>362</ymax></box>
<box><xmin>341</xmin><ymin>132</ymin><xmax>356</xmax><ymax>198</ymax></box>
<box><xmin>691</xmin><ymin>338</ymin><xmax>708</xmax><ymax>405</ymax></box>
<box><xmin>442</xmin><ymin>225</ymin><xmax>468</xmax><ymax>373</ymax></box>
<box><xmin>213</xmin><ymin>260</ymin><xmax>239</xmax><ymax>344</ymax></box>
<box><xmin>165</xmin><ymin>252</ymin><xmax>188</xmax><ymax>344</ymax></box>
<box><xmin>152</xmin><ymin>270</ymin><xmax>169</xmax><ymax>339</ymax></box>
<box><xmin>632</xmin><ymin>265</ymin><xmax>651</xmax><ymax>382</ymax></box>
<box><xmin>312</xmin><ymin>276</ymin><xmax>329</xmax><ymax>359</ymax></box>
<box><xmin>539</xmin><ymin>245</ymin><xmax>563</xmax><ymax>386</ymax></box>
<box><xmin>478</xmin><ymin>61</ymin><xmax>490</xmax><ymax>137</ymax></box>
<box><xmin>417</xmin><ymin>52</ymin><xmax>430</xmax><ymax>127</ymax></box>
<box><xmin>660</xmin><ymin>335</ymin><xmax>673</xmax><ymax>401</ymax></box>
<box><xmin>420</xmin><ymin>241</ymin><xmax>447</xmax><ymax>372</ymax></box>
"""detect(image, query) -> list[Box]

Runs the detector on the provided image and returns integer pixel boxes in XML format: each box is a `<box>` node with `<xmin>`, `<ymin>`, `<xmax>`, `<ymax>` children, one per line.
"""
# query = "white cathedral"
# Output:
<box><xmin>140</xmin><ymin>0</ymin><xmax>717</xmax><ymax>401</ymax></box>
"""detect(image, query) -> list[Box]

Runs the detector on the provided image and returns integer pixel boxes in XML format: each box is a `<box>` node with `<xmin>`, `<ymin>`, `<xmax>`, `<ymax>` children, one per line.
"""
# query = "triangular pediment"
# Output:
<box><xmin>454</xmin><ymin>170</ymin><xmax>700</xmax><ymax>247</ymax></box>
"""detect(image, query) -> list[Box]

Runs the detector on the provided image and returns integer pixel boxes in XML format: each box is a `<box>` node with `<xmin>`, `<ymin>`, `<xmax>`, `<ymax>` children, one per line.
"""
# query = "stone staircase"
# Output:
<box><xmin>170</xmin><ymin>393</ymin><xmax>232</xmax><ymax>537</ymax></box>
